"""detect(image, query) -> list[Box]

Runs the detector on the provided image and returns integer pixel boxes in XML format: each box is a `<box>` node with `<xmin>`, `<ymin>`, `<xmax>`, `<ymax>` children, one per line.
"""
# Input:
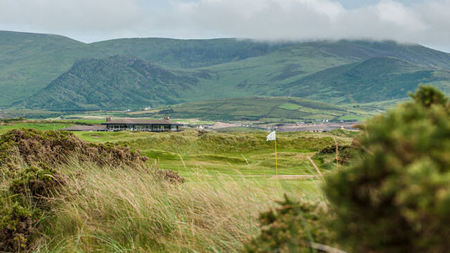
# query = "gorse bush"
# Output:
<box><xmin>0</xmin><ymin>129</ymin><xmax>147</xmax><ymax>172</ymax></box>
<box><xmin>0</xmin><ymin>163</ymin><xmax>64</xmax><ymax>252</ymax></box>
<box><xmin>244</xmin><ymin>195</ymin><xmax>334</xmax><ymax>253</ymax></box>
<box><xmin>313</xmin><ymin>144</ymin><xmax>358</xmax><ymax>171</ymax></box>
<box><xmin>325</xmin><ymin>85</ymin><xmax>450</xmax><ymax>252</ymax></box>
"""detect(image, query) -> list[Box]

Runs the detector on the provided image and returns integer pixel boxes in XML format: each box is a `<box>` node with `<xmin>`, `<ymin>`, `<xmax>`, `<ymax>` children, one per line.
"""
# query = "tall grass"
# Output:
<box><xmin>34</xmin><ymin>161</ymin><xmax>320</xmax><ymax>252</ymax></box>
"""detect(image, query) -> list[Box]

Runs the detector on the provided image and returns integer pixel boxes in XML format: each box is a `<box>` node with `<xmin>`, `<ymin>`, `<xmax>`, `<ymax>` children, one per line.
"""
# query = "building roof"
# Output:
<box><xmin>102</xmin><ymin>119</ymin><xmax>181</xmax><ymax>125</ymax></box>
<box><xmin>61</xmin><ymin>125</ymin><xmax>107</xmax><ymax>131</ymax></box>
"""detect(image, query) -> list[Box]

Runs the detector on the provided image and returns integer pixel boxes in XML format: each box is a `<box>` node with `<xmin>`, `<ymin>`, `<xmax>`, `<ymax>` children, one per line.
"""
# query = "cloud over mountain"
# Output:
<box><xmin>0</xmin><ymin>0</ymin><xmax>449</xmax><ymax>51</ymax></box>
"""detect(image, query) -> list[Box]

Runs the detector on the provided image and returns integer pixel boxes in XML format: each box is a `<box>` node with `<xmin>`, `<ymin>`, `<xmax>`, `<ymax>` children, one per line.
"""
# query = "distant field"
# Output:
<box><xmin>128</xmin><ymin>96</ymin><xmax>373</xmax><ymax>122</ymax></box>
<box><xmin>279</xmin><ymin>103</ymin><xmax>302</xmax><ymax>110</ymax></box>
<box><xmin>1</xmin><ymin>96</ymin><xmax>387</xmax><ymax>123</ymax></box>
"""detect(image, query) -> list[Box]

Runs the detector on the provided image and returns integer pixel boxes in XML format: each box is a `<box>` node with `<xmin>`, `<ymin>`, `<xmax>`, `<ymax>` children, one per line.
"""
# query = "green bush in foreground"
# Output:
<box><xmin>245</xmin><ymin>195</ymin><xmax>335</xmax><ymax>253</ymax></box>
<box><xmin>326</xmin><ymin>86</ymin><xmax>450</xmax><ymax>252</ymax></box>
<box><xmin>0</xmin><ymin>163</ymin><xmax>64</xmax><ymax>252</ymax></box>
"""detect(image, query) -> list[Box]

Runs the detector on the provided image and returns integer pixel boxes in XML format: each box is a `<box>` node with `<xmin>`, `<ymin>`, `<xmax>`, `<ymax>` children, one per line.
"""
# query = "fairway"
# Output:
<box><xmin>71</xmin><ymin>129</ymin><xmax>349</xmax><ymax>179</ymax></box>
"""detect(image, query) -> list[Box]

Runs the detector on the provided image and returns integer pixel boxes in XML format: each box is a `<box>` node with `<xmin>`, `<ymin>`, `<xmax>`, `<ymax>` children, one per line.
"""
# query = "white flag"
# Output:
<box><xmin>266</xmin><ymin>131</ymin><xmax>276</xmax><ymax>141</ymax></box>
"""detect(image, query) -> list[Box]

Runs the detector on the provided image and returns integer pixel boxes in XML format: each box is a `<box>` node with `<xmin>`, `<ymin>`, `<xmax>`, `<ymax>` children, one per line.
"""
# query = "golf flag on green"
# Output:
<box><xmin>266</xmin><ymin>131</ymin><xmax>276</xmax><ymax>141</ymax></box>
<box><xmin>266</xmin><ymin>131</ymin><xmax>278</xmax><ymax>177</ymax></box>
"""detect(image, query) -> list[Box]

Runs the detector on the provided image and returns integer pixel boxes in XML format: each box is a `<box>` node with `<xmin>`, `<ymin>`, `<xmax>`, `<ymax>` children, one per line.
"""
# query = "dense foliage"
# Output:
<box><xmin>325</xmin><ymin>86</ymin><xmax>450</xmax><ymax>252</ymax></box>
<box><xmin>245</xmin><ymin>86</ymin><xmax>449</xmax><ymax>252</ymax></box>
<box><xmin>0</xmin><ymin>129</ymin><xmax>147</xmax><ymax>171</ymax></box>
<box><xmin>313</xmin><ymin>144</ymin><xmax>358</xmax><ymax>170</ymax></box>
<box><xmin>0</xmin><ymin>163</ymin><xmax>64</xmax><ymax>251</ymax></box>
<box><xmin>245</xmin><ymin>195</ymin><xmax>335</xmax><ymax>253</ymax></box>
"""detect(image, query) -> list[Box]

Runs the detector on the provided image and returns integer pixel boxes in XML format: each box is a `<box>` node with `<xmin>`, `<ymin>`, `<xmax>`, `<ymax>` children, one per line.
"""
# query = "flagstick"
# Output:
<box><xmin>275</xmin><ymin>139</ymin><xmax>278</xmax><ymax>178</ymax></box>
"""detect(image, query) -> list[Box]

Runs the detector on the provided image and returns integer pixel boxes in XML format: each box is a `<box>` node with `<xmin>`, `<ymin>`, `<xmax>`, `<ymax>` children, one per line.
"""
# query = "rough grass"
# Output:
<box><xmin>33</xmin><ymin>161</ymin><xmax>322</xmax><ymax>252</ymax></box>
<box><xmin>0</xmin><ymin>129</ymin><xmax>182</xmax><ymax>252</ymax></box>
<box><xmin>0</xmin><ymin>127</ymin><xmax>340</xmax><ymax>252</ymax></box>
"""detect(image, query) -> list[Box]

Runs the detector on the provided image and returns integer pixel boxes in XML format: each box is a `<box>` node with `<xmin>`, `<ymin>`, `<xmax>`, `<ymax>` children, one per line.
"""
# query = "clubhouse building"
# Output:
<box><xmin>102</xmin><ymin>118</ymin><xmax>182</xmax><ymax>132</ymax></box>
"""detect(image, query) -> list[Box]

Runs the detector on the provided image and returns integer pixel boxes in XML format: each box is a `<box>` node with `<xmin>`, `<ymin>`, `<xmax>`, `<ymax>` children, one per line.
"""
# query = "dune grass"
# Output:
<box><xmin>32</xmin><ymin>161</ymin><xmax>323</xmax><ymax>252</ymax></box>
<box><xmin>0</xmin><ymin>127</ymin><xmax>340</xmax><ymax>252</ymax></box>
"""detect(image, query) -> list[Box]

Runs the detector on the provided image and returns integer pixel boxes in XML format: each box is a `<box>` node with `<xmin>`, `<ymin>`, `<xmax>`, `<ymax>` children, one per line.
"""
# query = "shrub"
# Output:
<box><xmin>325</xmin><ymin>86</ymin><xmax>450</xmax><ymax>252</ymax></box>
<box><xmin>244</xmin><ymin>195</ymin><xmax>335</xmax><ymax>253</ymax></box>
<box><xmin>153</xmin><ymin>168</ymin><xmax>185</xmax><ymax>184</ymax></box>
<box><xmin>315</xmin><ymin>144</ymin><xmax>358</xmax><ymax>167</ymax></box>
<box><xmin>9</xmin><ymin>163</ymin><xmax>65</xmax><ymax>208</ymax></box>
<box><xmin>0</xmin><ymin>129</ymin><xmax>148</xmax><ymax>171</ymax></box>
<box><xmin>0</xmin><ymin>163</ymin><xmax>64</xmax><ymax>252</ymax></box>
<box><xmin>0</xmin><ymin>201</ymin><xmax>34</xmax><ymax>252</ymax></box>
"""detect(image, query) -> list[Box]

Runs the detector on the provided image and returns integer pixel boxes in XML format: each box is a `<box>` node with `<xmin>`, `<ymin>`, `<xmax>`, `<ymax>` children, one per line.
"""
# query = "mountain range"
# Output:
<box><xmin>1</xmin><ymin>30</ymin><xmax>449</xmax><ymax>112</ymax></box>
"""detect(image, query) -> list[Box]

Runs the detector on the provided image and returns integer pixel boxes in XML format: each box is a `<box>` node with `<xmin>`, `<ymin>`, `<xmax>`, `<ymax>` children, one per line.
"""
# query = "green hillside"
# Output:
<box><xmin>282</xmin><ymin>57</ymin><xmax>450</xmax><ymax>103</ymax></box>
<box><xmin>1</xmin><ymin>31</ymin><xmax>450</xmax><ymax>110</ymax></box>
<box><xmin>18</xmin><ymin>55</ymin><xmax>449</xmax><ymax>111</ymax></box>
<box><xmin>131</xmin><ymin>97</ymin><xmax>365</xmax><ymax>122</ymax></box>
<box><xmin>17</xmin><ymin>56</ymin><xmax>201</xmax><ymax>110</ymax></box>
<box><xmin>0</xmin><ymin>31</ymin><xmax>89</xmax><ymax>106</ymax></box>
<box><xmin>90</xmin><ymin>38</ymin><xmax>292</xmax><ymax>69</ymax></box>
<box><xmin>296</xmin><ymin>40</ymin><xmax>450</xmax><ymax>69</ymax></box>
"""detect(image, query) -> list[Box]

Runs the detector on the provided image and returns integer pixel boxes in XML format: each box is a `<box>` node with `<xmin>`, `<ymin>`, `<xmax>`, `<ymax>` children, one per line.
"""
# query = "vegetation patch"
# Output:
<box><xmin>325</xmin><ymin>86</ymin><xmax>450</xmax><ymax>252</ymax></box>
<box><xmin>0</xmin><ymin>129</ymin><xmax>147</xmax><ymax>172</ymax></box>
<box><xmin>279</xmin><ymin>103</ymin><xmax>301</xmax><ymax>110</ymax></box>
<box><xmin>313</xmin><ymin>144</ymin><xmax>358</xmax><ymax>170</ymax></box>
<box><xmin>0</xmin><ymin>129</ymin><xmax>183</xmax><ymax>252</ymax></box>
<box><xmin>193</xmin><ymin>154</ymin><xmax>248</xmax><ymax>164</ymax></box>
<box><xmin>247</xmin><ymin>86</ymin><xmax>449</xmax><ymax>252</ymax></box>
<box><xmin>0</xmin><ymin>163</ymin><xmax>65</xmax><ymax>252</ymax></box>
<box><xmin>244</xmin><ymin>195</ymin><xmax>335</xmax><ymax>252</ymax></box>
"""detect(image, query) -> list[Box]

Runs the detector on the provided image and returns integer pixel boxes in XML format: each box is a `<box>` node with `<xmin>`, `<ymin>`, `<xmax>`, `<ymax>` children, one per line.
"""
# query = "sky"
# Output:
<box><xmin>0</xmin><ymin>0</ymin><xmax>449</xmax><ymax>52</ymax></box>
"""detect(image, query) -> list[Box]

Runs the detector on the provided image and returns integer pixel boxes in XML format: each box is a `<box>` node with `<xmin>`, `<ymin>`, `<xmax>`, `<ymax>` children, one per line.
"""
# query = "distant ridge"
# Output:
<box><xmin>1</xmin><ymin>30</ymin><xmax>449</xmax><ymax>110</ymax></box>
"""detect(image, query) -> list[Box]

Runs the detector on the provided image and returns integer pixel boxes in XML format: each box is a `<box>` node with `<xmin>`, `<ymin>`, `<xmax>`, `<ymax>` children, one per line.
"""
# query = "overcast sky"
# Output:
<box><xmin>0</xmin><ymin>0</ymin><xmax>449</xmax><ymax>52</ymax></box>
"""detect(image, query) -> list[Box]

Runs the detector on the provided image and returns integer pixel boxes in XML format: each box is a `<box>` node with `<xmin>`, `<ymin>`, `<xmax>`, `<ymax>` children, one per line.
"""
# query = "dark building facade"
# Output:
<box><xmin>102</xmin><ymin>119</ymin><xmax>182</xmax><ymax>132</ymax></box>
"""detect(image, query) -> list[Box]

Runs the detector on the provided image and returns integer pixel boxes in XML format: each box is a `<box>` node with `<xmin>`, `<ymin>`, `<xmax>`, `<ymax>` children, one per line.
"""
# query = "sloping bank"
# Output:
<box><xmin>0</xmin><ymin>129</ymin><xmax>182</xmax><ymax>252</ymax></box>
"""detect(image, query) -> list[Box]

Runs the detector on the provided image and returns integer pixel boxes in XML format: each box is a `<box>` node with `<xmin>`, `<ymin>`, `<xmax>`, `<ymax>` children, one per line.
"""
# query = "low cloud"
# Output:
<box><xmin>0</xmin><ymin>0</ymin><xmax>449</xmax><ymax>51</ymax></box>
<box><xmin>164</xmin><ymin>0</ymin><xmax>450</xmax><ymax>51</ymax></box>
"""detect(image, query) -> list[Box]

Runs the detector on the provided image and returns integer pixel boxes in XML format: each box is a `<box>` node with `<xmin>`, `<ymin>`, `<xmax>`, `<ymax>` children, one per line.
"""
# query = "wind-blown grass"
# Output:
<box><xmin>34</xmin><ymin>161</ymin><xmax>323</xmax><ymax>252</ymax></box>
